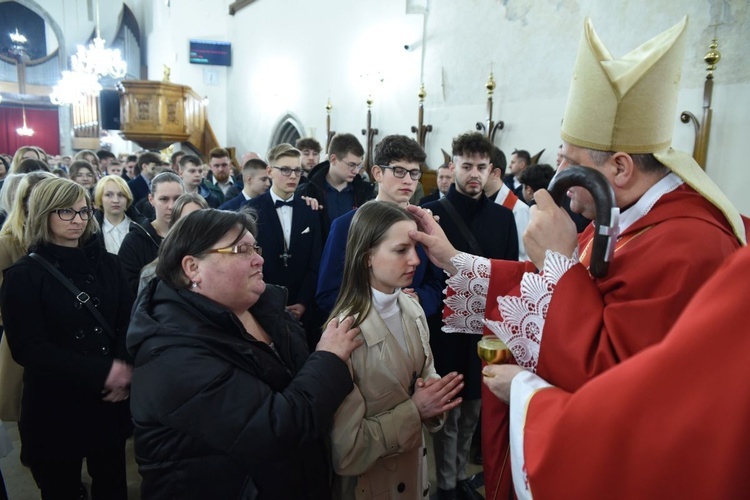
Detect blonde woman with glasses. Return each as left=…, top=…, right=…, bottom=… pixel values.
left=1, top=178, right=133, bottom=499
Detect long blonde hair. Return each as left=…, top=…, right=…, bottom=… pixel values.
left=328, top=201, right=415, bottom=328
left=0, top=172, right=56, bottom=247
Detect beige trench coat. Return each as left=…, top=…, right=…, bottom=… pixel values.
left=331, top=293, right=444, bottom=499
left=0, top=235, right=27, bottom=421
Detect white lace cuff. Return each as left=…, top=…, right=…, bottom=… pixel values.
left=443, top=253, right=491, bottom=334
left=485, top=250, right=578, bottom=372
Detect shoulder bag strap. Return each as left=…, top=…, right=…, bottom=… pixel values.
left=438, top=197, right=483, bottom=256
left=29, top=253, right=116, bottom=340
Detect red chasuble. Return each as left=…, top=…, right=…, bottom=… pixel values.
left=479, top=184, right=741, bottom=499
left=520, top=244, right=750, bottom=498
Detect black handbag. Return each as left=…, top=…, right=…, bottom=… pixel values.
left=29, top=253, right=116, bottom=340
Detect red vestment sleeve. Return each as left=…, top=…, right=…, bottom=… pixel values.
left=537, top=214, right=740, bottom=392
left=521, top=246, right=750, bottom=499
left=480, top=258, right=534, bottom=499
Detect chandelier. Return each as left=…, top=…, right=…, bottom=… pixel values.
left=71, top=36, right=127, bottom=80
left=10, top=28, right=27, bottom=44
left=49, top=70, right=103, bottom=105
left=16, top=105, right=34, bottom=137
left=49, top=0, right=126, bottom=105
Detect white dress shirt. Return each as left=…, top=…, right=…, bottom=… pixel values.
left=269, top=191, right=293, bottom=248
left=102, top=214, right=132, bottom=254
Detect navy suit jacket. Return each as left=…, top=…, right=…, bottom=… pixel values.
left=246, top=193, right=322, bottom=307
left=219, top=193, right=248, bottom=211
left=316, top=207, right=443, bottom=318
left=127, top=175, right=150, bottom=204
left=419, top=190, right=441, bottom=205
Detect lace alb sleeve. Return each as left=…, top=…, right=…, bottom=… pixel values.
left=485, top=249, right=578, bottom=372
left=443, top=253, right=491, bottom=334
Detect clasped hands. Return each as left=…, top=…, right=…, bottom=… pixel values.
left=102, top=359, right=132, bottom=403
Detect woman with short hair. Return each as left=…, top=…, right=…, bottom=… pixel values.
left=128, top=209, right=363, bottom=499
left=1, top=178, right=133, bottom=499
left=93, top=175, right=147, bottom=255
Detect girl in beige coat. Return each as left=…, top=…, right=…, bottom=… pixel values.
left=329, top=201, right=464, bottom=499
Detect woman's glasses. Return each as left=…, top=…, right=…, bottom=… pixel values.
left=55, top=208, right=93, bottom=221
left=204, top=243, right=262, bottom=256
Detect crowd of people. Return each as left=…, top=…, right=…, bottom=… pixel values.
left=0, top=14, right=747, bottom=500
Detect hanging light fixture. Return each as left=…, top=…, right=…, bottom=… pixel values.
left=50, top=0, right=126, bottom=105
left=16, top=105, right=34, bottom=137
left=9, top=28, right=27, bottom=44
left=50, top=70, right=103, bottom=105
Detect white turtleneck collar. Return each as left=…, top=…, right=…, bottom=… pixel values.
left=371, top=287, right=409, bottom=354
left=371, top=287, right=401, bottom=319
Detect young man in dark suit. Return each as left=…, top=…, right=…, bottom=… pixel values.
left=246, top=144, right=322, bottom=344
left=219, top=158, right=270, bottom=211
left=127, top=152, right=161, bottom=204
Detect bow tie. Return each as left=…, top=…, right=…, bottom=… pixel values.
left=275, top=199, right=294, bottom=208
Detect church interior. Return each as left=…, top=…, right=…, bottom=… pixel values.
left=0, top=0, right=749, bottom=498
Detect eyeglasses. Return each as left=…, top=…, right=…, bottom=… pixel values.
left=272, top=166, right=303, bottom=177
left=344, top=161, right=363, bottom=172
left=379, top=165, right=423, bottom=180
left=55, top=208, right=93, bottom=221
left=204, top=243, right=262, bottom=257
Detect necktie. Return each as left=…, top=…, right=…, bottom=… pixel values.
left=275, top=199, right=294, bottom=208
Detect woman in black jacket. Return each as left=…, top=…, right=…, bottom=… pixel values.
left=1, top=178, right=134, bottom=499
left=118, top=171, right=183, bottom=293
left=128, top=209, right=362, bottom=499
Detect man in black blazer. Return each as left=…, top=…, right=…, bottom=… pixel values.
left=503, top=149, right=531, bottom=202
left=127, top=152, right=161, bottom=204
left=419, top=163, right=454, bottom=205
left=245, top=144, right=322, bottom=341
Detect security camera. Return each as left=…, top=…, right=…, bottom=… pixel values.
left=404, top=44, right=411, bottom=51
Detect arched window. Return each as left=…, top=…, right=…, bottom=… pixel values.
left=269, top=114, right=303, bottom=148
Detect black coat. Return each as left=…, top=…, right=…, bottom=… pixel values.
left=128, top=281, right=353, bottom=499
left=419, top=189, right=441, bottom=205
left=94, top=205, right=149, bottom=252
left=118, top=221, right=162, bottom=294
left=245, top=192, right=322, bottom=308
left=0, top=238, right=133, bottom=458
left=295, top=161, right=375, bottom=238
left=423, top=186, right=519, bottom=399
left=127, top=175, right=150, bottom=204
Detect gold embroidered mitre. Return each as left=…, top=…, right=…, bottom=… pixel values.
left=561, top=17, right=746, bottom=244
left=561, top=17, right=686, bottom=153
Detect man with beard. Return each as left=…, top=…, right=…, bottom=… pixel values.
left=207, top=147, right=234, bottom=202
left=421, top=131, right=518, bottom=500
left=296, top=137, right=322, bottom=184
